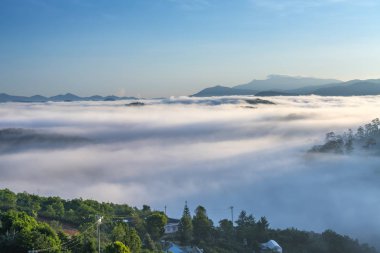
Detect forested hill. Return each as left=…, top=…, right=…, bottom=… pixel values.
left=310, top=118, right=380, bottom=154
left=0, top=189, right=377, bottom=253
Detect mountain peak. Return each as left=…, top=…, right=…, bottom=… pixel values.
left=191, top=85, right=256, bottom=97
left=234, top=75, right=342, bottom=91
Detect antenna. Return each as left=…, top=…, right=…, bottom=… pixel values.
left=229, top=206, right=234, bottom=225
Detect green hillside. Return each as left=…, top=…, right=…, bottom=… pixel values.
left=0, top=189, right=377, bottom=253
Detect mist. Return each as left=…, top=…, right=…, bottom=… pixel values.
left=1, top=96, right=380, bottom=247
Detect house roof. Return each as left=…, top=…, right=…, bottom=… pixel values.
left=261, top=240, right=282, bottom=251
left=166, top=243, right=203, bottom=253
left=167, top=217, right=180, bottom=223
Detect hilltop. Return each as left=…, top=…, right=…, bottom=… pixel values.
left=0, top=93, right=137, bottom=103
left=0, top=189, right=377, bottom=253
left=192, top=76, right=380, bottom=97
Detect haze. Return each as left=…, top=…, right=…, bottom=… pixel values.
left=1, top=96, right=380, bottom=248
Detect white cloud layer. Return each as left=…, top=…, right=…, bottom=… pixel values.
left=1, top=96, right=380, bottom=247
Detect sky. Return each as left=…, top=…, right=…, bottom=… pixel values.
left=1, top=96, right=380, bottom=248
left=1, top=0, right=380, bottom=97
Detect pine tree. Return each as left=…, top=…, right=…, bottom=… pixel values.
left=178, top=202, right=193, bottom=245
left=192, top=205, right=212, bottom=245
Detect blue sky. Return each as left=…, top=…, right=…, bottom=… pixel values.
left=1, top=0, right=380, bottom=97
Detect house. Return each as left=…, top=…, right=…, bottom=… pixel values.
left=165, top=222, right=179, bottom=234
left=122, top=218, right=134, bottom=224
left=165, top=242, right=203, bottom=253
left=165, top=218, right=180, bottom=234
left=260, top=240, right=282, bottom=253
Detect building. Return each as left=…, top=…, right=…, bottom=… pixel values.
left=165, top=242, right=203, bottom=253
left=260, top=240, right=282, bottom=253
left=164, top=218, right=180, bottom=234
left=164, top=222, right=180, bottom=234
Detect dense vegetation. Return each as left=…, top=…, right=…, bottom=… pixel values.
left=173, top=204, right=377, bottom=253
left=0, top=189, right=377, bottom=253
left=310, top=118, right=380, bottom=154
left=0, top=188, right=165, bottom=253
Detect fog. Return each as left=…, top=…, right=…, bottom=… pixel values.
left=1, top=96, right=380, bottom=247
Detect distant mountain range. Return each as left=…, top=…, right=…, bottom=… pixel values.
left=3, top=76, right=380, bottom=102
left=191, top=85, right=257, bottom=97
left=0, top=93, right=137, bottom=103
left=192, top=75, right=380, bottom=97
left=234, top=75, right=342, bottom=91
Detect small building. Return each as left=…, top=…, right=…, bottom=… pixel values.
left=165, top=218, right=180, bottom=234
left=260, top=240, right=282, bottom=253
left=165, top=242, right=203, bottom=253
left=165, top=222, right=180, bottom=234
left=122, top=218, right=134, bottom=224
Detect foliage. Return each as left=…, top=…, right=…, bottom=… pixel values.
left=0, top=188, right=16, bottom=210
left=0, top=210, right=61, bottom=253
left=105, top=241, right=131, bottom=253
left=0, top=188, right=377, bottom=253
left=0, top=189, right=162, bottom=253
left=145, top=212, right=167, bottom=241
left=192, top=206, right=213, bottom=245
left=111, top=222, right=142, bottom=253
left=310, top=118, right=380, bottom=154
left=143, top=233, right=156, bottom=251
left=178, top=202, right=193, bottom=245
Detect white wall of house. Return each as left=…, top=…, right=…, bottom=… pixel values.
left=165, top=223, right=179, bottom=234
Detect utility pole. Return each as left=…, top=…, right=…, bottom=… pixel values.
left=96, top=215, right=103, bottom=253
left=229, top=206, right=234, bottom=225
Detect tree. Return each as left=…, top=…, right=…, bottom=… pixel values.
left=146, top=212, right=167, bottom=241
left=178, top=202, right=193, bottom=245
left=217, top=219, right=236, bottom=250
left=0, top=210, right=61, bottom=253
left=112, top=223, right=128, bottom=242
left=142, top=205, right=151, bottom=213
left=235, top=211, right=256, bottom=249
left=52, top=201, right=65, bottom=218
left=256, top=216, right=269, bottom=242
left=325, top=132, right=336, bottom=142
left=257, top=216, right=269, bottom=231
left=143, top=233, right=156, bottom=251
left=105, top=241, right=131, bottom=253
left=71, top=235, right=97, bottom=253
left=344, top=129, right=354, bottom=153
left=236, top=211, right=255, bottom=227
left=111, top=222, right=142, bottom=253
left=322, top=229, right=345, bottom=253
left=127, top=228, right=142, bottom=253
left=192, top=206, right=213, bottom=245
left=218, top=219, right=234, bottom=239
left=16, top=192, right=41, bottom=217
left=372, top=118, right=380, bottom=134
left=356, top=126, right=365, bottom=139
left=0, top=189, right=17, bottom=210
left=131, top=214, right=147, bottom=237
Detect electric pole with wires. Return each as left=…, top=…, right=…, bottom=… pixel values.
left=96, top=215, right=103, bottom=253
left=229, top=206, right=234, bottom=225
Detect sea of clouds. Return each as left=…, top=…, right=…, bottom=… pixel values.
left=1, top=95, right=380, bottom=247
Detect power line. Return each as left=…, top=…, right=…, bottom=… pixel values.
left=29, top=220, right=98, bottom=253
left=61, top=222, right=98, bottom=251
